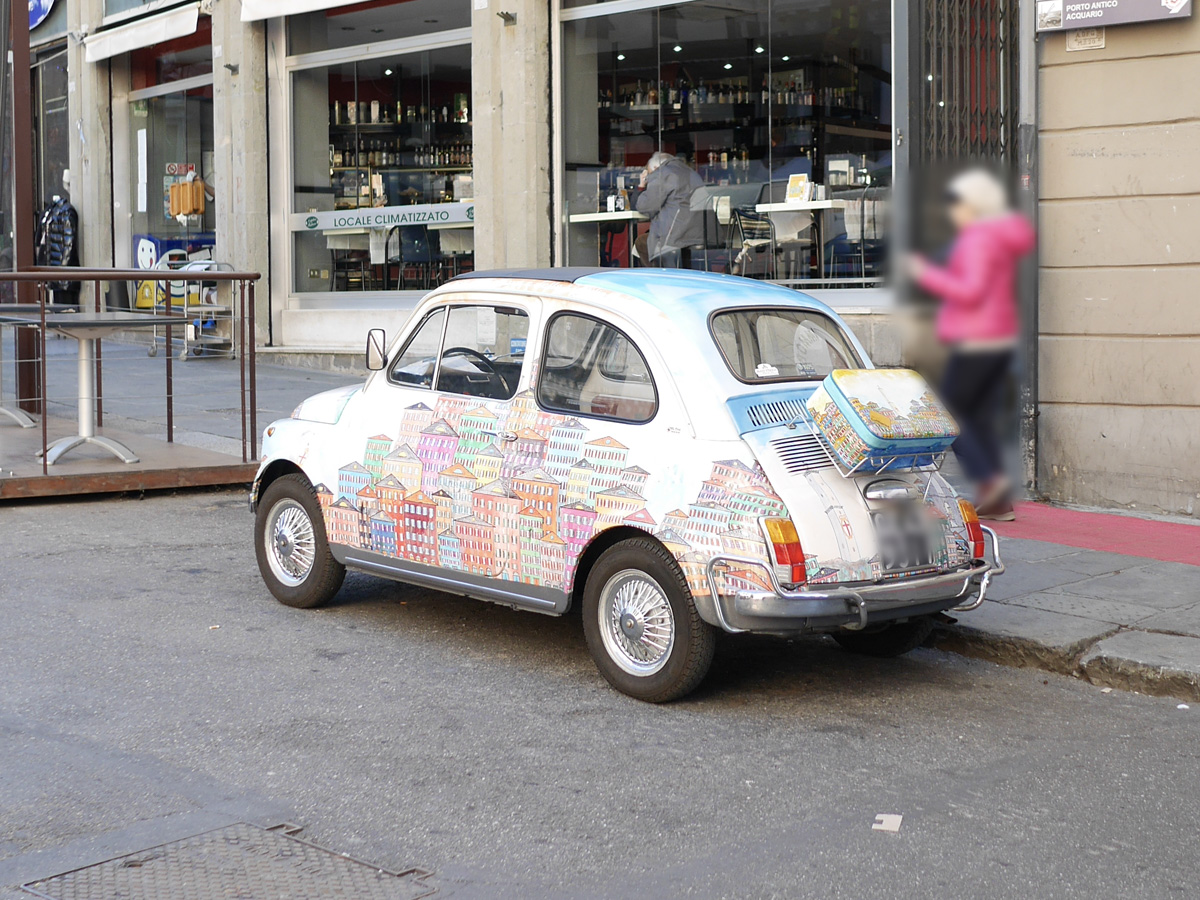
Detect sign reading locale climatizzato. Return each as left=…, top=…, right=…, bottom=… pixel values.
left=1036, top=0, right=1191, bottom=31
left=293, top=202, right=475, bottom=233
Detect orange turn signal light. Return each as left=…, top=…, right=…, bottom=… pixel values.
left=763, top=517, right=808, bottom=586
left=958, top=499, right=986, bottom=559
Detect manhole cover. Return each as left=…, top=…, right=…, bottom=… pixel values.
left=22, top=823, right=436, bottom=900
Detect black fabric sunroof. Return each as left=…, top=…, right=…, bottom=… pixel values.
left=450, top=268, right=610, bottom=284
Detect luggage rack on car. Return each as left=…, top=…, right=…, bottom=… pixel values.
left=789, top=405, right=948, bottom=478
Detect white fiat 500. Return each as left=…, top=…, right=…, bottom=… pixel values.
left=251, top=269, right=1003, bottom=702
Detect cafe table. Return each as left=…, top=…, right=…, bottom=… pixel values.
left=0, top=309, right=185, bottom=464
left=567, top=209, right=649, bottom=267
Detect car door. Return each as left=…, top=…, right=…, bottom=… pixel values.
left=362, top=296, right=538, bottom=580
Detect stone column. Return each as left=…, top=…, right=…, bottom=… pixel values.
left=210, top=0, right=271, bottom=343
left=68, top=0, right=113, bottom=271
left=471, top=0, right=553, bottom=269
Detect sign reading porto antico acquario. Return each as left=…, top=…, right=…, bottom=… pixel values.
left=1036, top=0, right=1191, bottom=31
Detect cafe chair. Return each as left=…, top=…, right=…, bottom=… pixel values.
left=730, top=209, right=777, bottom=280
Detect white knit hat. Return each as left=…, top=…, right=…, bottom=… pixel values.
left=947, top=169, right=1009, bottom=219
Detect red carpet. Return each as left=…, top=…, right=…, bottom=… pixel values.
left=990, top=502, right=1200, bottom=567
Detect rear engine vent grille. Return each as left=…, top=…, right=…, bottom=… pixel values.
left=771, top=433, right=833, bottom=473
left=746, top=398, right=808, bottom=428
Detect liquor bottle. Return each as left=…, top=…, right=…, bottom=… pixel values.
left=698, top=81, right=708, bottom=104
left=648, top=81, right=658, bottom=104
left=761, top=77, right=770, bottom=105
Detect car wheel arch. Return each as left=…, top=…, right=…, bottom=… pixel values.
left=255, top=459, right=307, bottom=508
left=568, top=526, right=691, bottom=615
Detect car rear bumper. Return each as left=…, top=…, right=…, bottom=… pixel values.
left=705, top=526, right=1004, bottom=634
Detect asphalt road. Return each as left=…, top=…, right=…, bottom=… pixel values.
left=2, top=490, right=1197, bottom=899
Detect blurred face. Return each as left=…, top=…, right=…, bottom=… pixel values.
left=947, top=195, right=976, bottom=231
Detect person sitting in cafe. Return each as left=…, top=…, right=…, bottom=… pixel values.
left=633, top=152, right=705, bottom=268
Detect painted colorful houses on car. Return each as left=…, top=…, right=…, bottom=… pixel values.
left=318, top=391, right=785, bottom=596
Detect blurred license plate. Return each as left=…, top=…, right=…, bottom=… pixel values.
left=872, top=506, right=935, bottom=572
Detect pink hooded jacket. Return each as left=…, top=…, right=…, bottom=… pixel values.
left=917, top=213, right=1036, bottom=344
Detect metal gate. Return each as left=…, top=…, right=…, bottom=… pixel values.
left=908, top=0, right=1022, bottom=247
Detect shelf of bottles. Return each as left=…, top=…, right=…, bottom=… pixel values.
left=594, top=60, right=882, bottom=190
left=327, top=98, right=473, bottom=211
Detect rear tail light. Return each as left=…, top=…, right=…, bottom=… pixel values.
left=763, top=517, right=808, bottom=586
left=958, top=499, right=985, bottom=559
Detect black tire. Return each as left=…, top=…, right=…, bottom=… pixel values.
left=831, top=615, right=935, bottom=658
left=582, top=537, right=716, bottom=703
left=255, top=473, right=345, bottom=609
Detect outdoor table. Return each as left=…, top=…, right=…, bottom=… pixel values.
left=567, top=209, right=649, bottom=267
left=755, top=199, right=849, bottom=284
left=0, top=310, right=185, bottom=464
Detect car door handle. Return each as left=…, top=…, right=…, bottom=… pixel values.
left=498, top=430, right=518, bottom=442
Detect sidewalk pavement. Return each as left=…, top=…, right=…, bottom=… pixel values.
left=935, top=503, right=1200, bottom=702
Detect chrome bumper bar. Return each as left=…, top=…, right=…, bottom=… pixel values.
left=704, top=526, right=1005, bottom=633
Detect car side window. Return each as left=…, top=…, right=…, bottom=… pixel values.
left=388, top=308, right=446, bottom=388
left=434, top=305, right=529, bottom=401
left=537, top=313, right=657, bottom=423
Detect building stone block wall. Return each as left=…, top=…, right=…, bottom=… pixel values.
left=471, top=0, right=553, bottom=269
left=1037, top=17, right=1200, bottom=517
left=211, top=2, right=271, bottom=343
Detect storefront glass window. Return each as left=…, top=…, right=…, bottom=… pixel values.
left=290, top=43, right=474, bottom=294
left=127, top=31, right=215, bottom=274
left=33, top=50, right=70, bottom=209
left=562, top=0, right=891, bottom=286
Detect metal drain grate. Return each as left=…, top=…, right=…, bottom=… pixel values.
left=22, top=823, right=436, bottom=900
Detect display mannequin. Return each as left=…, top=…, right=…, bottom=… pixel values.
left=35, top=169, right=80, bottom=307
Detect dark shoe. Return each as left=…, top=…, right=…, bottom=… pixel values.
left=974, top=475, right=1011, bottom=511
left=977, top=495, right=1015, bottom=521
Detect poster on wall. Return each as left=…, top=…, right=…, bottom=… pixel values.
left=1036, top=0, right=1192, bottom=31
left=30, top=0, right=57, bottom=29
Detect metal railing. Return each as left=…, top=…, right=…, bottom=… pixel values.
left=0, top=267, right=260, bottom=476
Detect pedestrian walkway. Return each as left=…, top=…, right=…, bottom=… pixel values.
left=996, top=501, right=1200, bottom=566
left=938, top=501, right=1200, bottom=701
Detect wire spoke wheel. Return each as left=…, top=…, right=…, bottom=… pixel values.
left=265, top=498, right=317, bottom=587
left=598, top=569, right=676, bottom=677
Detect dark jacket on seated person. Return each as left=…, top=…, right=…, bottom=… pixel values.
left=635, top=158, right=705, bottom=261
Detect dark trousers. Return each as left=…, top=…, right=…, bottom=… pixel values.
left=633, top=233, right=691, bottom=269
left=939, top=349, right=1013, bottom=484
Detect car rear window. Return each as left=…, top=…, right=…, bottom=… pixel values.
left=710, top=308, right=862, bottom=383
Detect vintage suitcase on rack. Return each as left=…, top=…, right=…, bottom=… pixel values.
left=805, top=368, right=958, bottom=472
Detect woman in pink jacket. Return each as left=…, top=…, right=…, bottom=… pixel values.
left=910, top=170, right=1035, bottom=520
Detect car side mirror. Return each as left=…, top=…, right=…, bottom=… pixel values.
left=366, top=328, right=387, bottom=371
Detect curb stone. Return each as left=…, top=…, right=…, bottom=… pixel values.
left=1079, top=631, right=1200, bottom=702
left=931, top=601, right=1118, bottom=676
left=931, top=603, right=1200, bottom=702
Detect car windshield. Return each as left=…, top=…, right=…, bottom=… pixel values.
left=710, top=308, right=862, bottom=383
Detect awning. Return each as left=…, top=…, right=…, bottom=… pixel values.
left=84, top=3, right=200, bottom=63
left=240, top=0, right=367, bottom=22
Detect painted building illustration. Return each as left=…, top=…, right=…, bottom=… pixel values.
left=415, top=420, right=459, bottom=492
left=363, top=435, right=391, bottom=481
left=545, top=418, right=589, bottom=479
left=398, top=402, right=435, bottom=449
left=380, top=443, right=423, bottom=490
left=337, top=462, right=371, bottom=502
left=316, top=378, right=971, bottom=597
